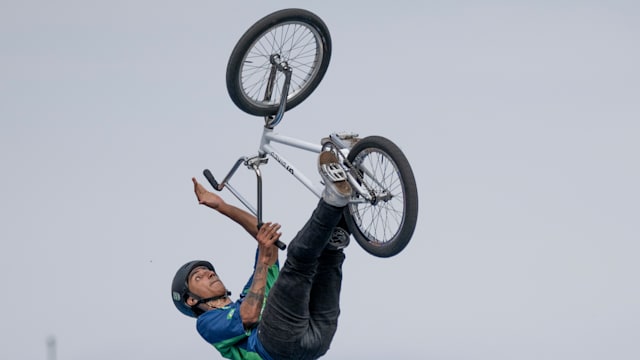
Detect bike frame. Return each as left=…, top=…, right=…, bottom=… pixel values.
left=207, top=127, right=368, bottom=219
left=219, top=128, right=324, bottom=217
left=205, top=9, right=417, bottom=257
left=204, top=54, right=376, bottom=249
left=210, top=52, right=349, bottom=220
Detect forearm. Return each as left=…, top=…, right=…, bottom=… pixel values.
left=216, top=202, right=259, bottom=239
left=239, top=261, right=270, bottom=328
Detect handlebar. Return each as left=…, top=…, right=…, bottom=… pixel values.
left=203, top=169, right=220, bottom=190
left=203, top=169, right=286, bottom=251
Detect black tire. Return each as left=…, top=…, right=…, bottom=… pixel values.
left=344, top=136, right=418, bottom=257
left=226, top=9, right=332, bottom=117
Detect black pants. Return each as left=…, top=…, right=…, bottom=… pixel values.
left=258, top=200, right=346, bottom=360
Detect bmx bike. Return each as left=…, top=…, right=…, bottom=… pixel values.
left=205, top=8, right=418, bottom=258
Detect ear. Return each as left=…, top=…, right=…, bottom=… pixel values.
left=185, top=296, right=198, bottom=306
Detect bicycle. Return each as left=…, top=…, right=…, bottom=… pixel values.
left=204, top=8, right=418, bottom=258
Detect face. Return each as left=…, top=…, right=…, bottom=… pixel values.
left=186, top=266, right=227, bottom=301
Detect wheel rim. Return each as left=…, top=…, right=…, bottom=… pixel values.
left=348, top=149, right=406, bottom=245
left=239, top=21, right=324, bottom=109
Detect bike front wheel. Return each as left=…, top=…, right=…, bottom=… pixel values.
left=226, top=8, right=332, bottom=117
left=344, top=136, right=418, bottom=257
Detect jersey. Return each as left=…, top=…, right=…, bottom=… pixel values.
left=196, top=252, right=279, bottom=360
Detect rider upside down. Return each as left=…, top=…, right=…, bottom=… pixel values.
left=172, top=151, right=353, bottom=360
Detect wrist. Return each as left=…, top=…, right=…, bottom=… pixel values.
left=257, top=258, right=271, bottom=267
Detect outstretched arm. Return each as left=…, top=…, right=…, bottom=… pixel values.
left=192, top=177, right=280, bottom=327
left=192, top=177, right=259, bottom=239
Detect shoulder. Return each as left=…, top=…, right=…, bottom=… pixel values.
left=196, top=302, right=247, bottom=345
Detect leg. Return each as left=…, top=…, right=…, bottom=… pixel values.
left=306, top=248, right=346, bottom=358
left=258, top=151, right=352, bottom=359
left=258, top=200, right=344, bottom=359
left=303, top=215, right=351, bottom=357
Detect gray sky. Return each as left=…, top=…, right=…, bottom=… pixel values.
left=1, top=1, right=639, bottom=359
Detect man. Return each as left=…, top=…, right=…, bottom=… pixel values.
left=172, top=150, right=352, bottom=360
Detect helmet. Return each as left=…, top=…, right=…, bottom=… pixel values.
left=171, top=260, right=214, bottom=318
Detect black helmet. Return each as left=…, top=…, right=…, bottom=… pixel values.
left=171, top=260, right=215, bottom=318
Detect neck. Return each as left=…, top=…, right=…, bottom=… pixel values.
left=206, top=296, right=231, bottom=310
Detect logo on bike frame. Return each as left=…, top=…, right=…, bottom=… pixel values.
left=270, top=152, right=294, bottom=175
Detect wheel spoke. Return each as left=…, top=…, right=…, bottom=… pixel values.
left=239, top=21, right=322, bottom=106
left=350, top=149, right=405, bottom=244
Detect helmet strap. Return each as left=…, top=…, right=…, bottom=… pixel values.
left=192, top=290, right=232, bottom=309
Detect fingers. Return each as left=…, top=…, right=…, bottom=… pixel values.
left=260, top=222, right=281, bottom=236
left=192, top=178, right=210, bottom=207
left=193, top=178, right=201, bottom=193
left=258, top=222, right=282, bottom=245
left=193, top=177, right=202, bottom=190
left=193, top=178, right=206, bottom=196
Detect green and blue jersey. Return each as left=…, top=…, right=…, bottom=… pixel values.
left=196, top=255, right=279, bottom=360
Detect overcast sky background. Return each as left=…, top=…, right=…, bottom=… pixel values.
left=1, top=1, right=639, bottom=359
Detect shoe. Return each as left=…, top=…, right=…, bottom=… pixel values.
left=318, top=151, right=352, bottom=207
left=321, top=133, right=361, bottom=150
left=326, top=227, right=350, bottom=251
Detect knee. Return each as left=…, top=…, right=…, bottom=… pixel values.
left=315, top=330, right=337, bottom=358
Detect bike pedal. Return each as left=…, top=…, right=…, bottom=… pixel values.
left=321, top=132, right=361, bottom=150
left=336, top=132, right=359, bottom=140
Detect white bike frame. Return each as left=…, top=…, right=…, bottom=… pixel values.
left=206, top=55, right=376, bottom=243
left=205, top=128, right=371, bottom=224
left=236, top=127, right=325, bottom=218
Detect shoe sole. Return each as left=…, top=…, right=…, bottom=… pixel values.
left=319, top=152, right=352, bottom=197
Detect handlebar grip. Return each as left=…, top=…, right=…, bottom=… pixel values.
left=203, top=169, right=220, bottom=190
left=258, top=222, right=287, bottom=251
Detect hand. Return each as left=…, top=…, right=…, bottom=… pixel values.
left=192, top=177, right=224, bottom=209
left=256, top=222, right=281, bottom=265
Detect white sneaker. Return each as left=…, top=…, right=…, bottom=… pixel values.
left=318, top=151, right=352, bottom=207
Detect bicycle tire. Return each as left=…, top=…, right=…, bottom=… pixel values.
left=344, top=136, right=418, bottom=257
left=226, top=9, right=332, bottom=117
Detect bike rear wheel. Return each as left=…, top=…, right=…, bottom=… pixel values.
left=344, top=136, right=418, bottom=257
left=226, top=8, right=332, bottom=117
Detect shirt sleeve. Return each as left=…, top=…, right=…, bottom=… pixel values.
left=196, top=303, right=248, bottom=345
